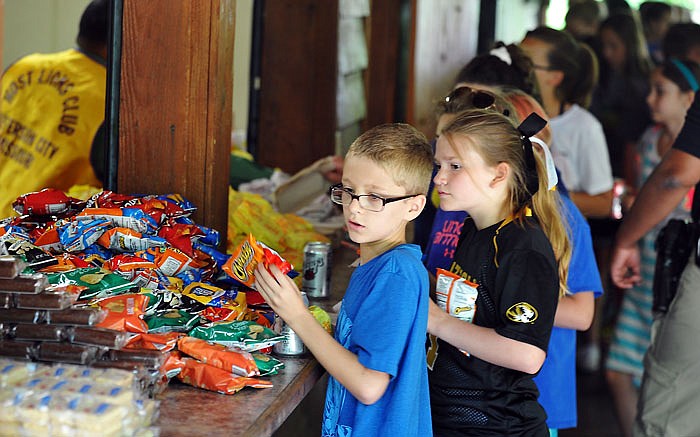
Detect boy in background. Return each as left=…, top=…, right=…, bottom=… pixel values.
left=255, top=123, right=433, bottom=436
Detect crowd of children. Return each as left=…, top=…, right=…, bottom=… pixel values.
left=255, top=2, right=700, bottom=436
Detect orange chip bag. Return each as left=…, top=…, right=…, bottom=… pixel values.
left=222, top=234, right=293, bottom=288
left=177, top=357, right=272, bottom=395
left=163, top=350, right=186, bottom=379
left=125, top=332, right=184, bottom=351
left=94, top=293, right=149, bottom=333
left=177, top=336, right=259, bottom=377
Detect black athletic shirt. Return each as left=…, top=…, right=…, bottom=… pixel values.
left=428, top=217, right=559, bottom=437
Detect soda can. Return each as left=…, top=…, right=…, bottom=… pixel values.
left=302, top=242, right=332, bottom=298
left=273, top=292, right=309, bottom=356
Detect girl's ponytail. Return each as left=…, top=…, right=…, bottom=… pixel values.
left=571, top=42, right=598, bottom=108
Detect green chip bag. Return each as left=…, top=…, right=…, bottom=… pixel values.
left=251, top=352, right=285, bottom=376
left=146, top=309, right=201, bottom=333
left=188, top=320, right=283, bottom=352
left=47, top=267, right=135, bottom=301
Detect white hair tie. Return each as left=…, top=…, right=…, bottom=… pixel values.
left=490, top=46, right=512, bottom=66
left=530, top=137, right=558, bottom=190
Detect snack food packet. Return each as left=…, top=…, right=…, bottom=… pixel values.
left=58, top=218, right=111, bottom=253
left=39, top=253, right=91, bottom=273
left=156, top=223, right=203, bottom=256
left=0, top=234, right=58, bottom=270
left=434, top=268, right=478, bottom=323
left=182, top=282, right=246, bottom=320
left=188, top=320, right=283, bottom=352
left=177, top=336, right=259, bottom=377
left=176, top=357, right=272, bottom=395
left=94, top=293, right=150, bottom=333
left=241, top=308, right=274, bottom=328
left=435, top=268, right=479, bottom=357
left=221, top=234, right=294, bottom=289
left=76, top=207, right=159, bottom=234
left=46, top=268, right=135, bottom=301
left=97, top=228, right=167, bottom=253
left=162, top=350, right=186, bottom=379
left=309, top=305, right=333, bottom=334
left=251, top=352, right=285, bottom=376
left=155, top=194, right=196, bottom=217
left=105, top=254, right=158, bottom=275
left=145, top=309, right=200, bottom=333
left=138, top=246, right=199, bottom=277
left=124, top=332, right=184, bottom=352
left=12, top=188, right=81, bottom=216
left=32, top=225, right=63, bottom=253
left=85, top=190, right=137, bottom=209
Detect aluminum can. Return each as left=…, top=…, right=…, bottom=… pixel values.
left=273, top=292, right=309, bottom=356
left=302, top=242, right=332, bottom=298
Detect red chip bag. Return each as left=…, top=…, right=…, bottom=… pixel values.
left=13, top=188, right=80, bottom=216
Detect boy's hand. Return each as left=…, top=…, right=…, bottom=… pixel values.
left=254, top=263, right=308, bottom=322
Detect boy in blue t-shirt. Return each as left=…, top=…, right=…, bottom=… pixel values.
left=255, top=123, right=434, bottom=436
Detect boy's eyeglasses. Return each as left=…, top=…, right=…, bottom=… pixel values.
left=443, top=86, right=497, bottom=111
left=330, top=185, right=417, bottom=212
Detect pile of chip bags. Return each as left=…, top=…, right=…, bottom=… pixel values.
left=0, top=187, right=332, bottom=399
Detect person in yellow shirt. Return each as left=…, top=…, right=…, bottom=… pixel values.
left=0, top=0, right=108, bottom=218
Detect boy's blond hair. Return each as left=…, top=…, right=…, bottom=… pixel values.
left=346, top=123, right=433, bottom=195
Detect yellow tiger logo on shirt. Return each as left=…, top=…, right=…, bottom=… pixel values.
left=505, top=302, right=538, bottom=324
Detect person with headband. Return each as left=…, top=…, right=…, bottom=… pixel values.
left=605, top=57, right=699, bottom=437
left=428, top=108, right=567, bottom=436
left=413, top=41, right=540, bottom=254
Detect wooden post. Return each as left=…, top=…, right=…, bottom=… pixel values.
left=117, top=0, right=234, bottom=242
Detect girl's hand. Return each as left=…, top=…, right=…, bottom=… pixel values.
left=427, top=299, right=448, bottom=337
left=254, top=263, right=307, bottom=322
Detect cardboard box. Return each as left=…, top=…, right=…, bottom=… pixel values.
left=273, top=156, right=345, bottom=235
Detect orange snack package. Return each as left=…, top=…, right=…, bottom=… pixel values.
left=125, top=332, right=184, bottom=351
left=222, top=234, right=292, bottom=288
left=177, top=357, right=272, bottom=395
left=94, top=293, right=149, bottom=333
left=177, top=336, right=259, bottom=377
left=162, top=350, right=187, bottom=379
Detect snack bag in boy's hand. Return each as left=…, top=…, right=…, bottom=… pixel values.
left=221, top=233, right=294, bottom=289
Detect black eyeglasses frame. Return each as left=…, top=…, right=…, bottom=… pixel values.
left=329, top=184, right=417, bottom=212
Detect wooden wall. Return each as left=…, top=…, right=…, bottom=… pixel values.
left=117, top=0, right=234, bottom=239
left=409, top=0, right=480, bottom=139
left=255, top=0, right=338, bottom=175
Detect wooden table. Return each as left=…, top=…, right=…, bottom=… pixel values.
left=158, top=356, right=324, bottom=436
left=157, top=243, right=357, bottom=436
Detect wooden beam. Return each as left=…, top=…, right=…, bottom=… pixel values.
left=117, top=0, right=234, bottom=242
left=364, top=0, right=402, bottom=129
